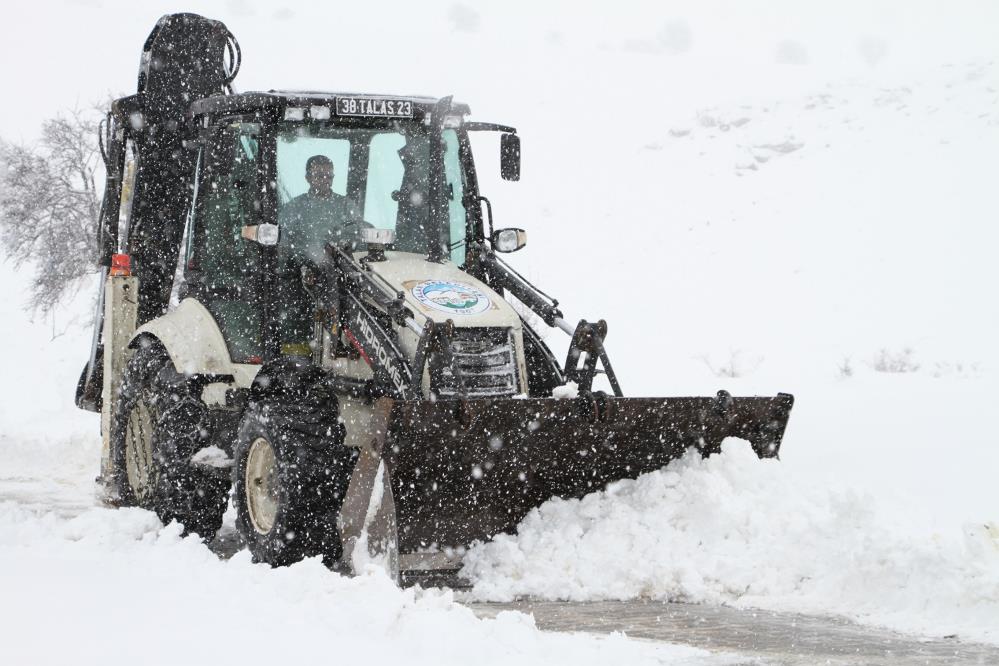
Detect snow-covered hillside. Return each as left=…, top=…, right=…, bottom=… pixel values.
left=1, top=0, right=998, bottom=662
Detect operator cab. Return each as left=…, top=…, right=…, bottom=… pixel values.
left=272, top=96, right=471, bottom=267
left=181, top=92, right=517, bottom=361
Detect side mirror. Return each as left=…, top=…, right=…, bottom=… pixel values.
left=500, top=133, right=520, bottom=181
left=491, top=227, right=527, bottom=253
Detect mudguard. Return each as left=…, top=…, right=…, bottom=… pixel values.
left=131, top=298, right=258, bottom=388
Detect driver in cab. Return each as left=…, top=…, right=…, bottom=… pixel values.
left=279, top=154, right=367, bottom=264
left=277, top=154, right=367, bottom=353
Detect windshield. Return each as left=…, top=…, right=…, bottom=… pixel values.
left=276, top=122, right=468, bottom=266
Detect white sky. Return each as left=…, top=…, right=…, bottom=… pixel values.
left=1, top=0, right=997, bottom=141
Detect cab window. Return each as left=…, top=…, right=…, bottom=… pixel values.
left=443, top=129, right=467, bottom=266
left=187, top=126, right=262, bottom=362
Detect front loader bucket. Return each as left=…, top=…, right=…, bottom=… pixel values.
left=380, top=392, right=793, bottom=553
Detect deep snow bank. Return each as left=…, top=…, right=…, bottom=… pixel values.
left=464, top=439, right=999, bottom=644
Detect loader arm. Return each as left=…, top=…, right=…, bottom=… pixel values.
left=340, top=289, right=415, bottom=400
left=323, top=244, right=477, bottom=402
left=478, top=249, right=623, bottom=395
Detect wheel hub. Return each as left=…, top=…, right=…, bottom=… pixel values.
left=125, top=399, right=155, bottom=502
left=245, top=437, right=279, bottom=534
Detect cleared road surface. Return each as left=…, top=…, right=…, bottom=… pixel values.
left=471, top=599, right=999, bottom=665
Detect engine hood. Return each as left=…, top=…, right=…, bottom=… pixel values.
left=359, top=251, right=522, bottom=329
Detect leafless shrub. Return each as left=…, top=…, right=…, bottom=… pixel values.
left=932, top=360, right=982, bottom=378
left=837, top=356, right=854, bottom=378
left=0, top=107, right=103, bottom=317
left=870, top=347, right=920, bottom=373
left=699, top=350, right=760, bottom=379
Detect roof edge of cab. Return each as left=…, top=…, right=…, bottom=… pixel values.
left=189, top=92, right=470, bottom=119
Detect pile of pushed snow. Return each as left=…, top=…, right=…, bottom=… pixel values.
left=463, top=440, right=999, bottom=644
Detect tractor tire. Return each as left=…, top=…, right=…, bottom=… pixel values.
left=110, top=343, right=230, bottom=540
left=232, top=396, right=354, bottom=568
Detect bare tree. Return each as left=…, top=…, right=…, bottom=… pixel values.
left=0, top=107, right=103, bottom=317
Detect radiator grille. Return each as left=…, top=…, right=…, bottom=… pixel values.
left=433, top=328, right=519, bottom=399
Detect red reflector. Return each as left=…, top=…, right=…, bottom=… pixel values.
left=110, top=253, right=132, bottom=276
left=246, top=355, right=263, bottom=364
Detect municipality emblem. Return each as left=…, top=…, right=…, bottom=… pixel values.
left=411, top=280, right=491, bottom=315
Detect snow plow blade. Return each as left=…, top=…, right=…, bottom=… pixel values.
left=381, top=392, right=793, bottom=552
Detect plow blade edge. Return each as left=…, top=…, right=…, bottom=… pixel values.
left=380, top=392, right=793, bottom=552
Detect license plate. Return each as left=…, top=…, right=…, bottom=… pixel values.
left=336, top=96, right=414, bottom=118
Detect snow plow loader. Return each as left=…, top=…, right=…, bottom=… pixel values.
left=76, top=14, right=793, bottom=581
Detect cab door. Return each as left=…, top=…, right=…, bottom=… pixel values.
left=184, top=124, right=264, bottom=363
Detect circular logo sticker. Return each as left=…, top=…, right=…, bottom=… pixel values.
left=411, top=280, right=491, bottom=316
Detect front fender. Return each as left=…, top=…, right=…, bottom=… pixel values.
left=131, top=298, right=259, bottom=388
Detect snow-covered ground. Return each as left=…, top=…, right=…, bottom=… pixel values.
left=2, top=0, right=998, bottom=662
left=1, top=435, right=727, bottom=666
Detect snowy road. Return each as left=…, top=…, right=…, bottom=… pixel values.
left=471, top=600, right=999, bottom=666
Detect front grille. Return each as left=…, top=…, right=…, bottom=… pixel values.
left=433, top=328, right=519, bottom=399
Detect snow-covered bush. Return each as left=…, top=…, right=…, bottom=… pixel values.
left=870, top=347, right=920, bottom=373
left=699, top=350, right=760, bottom=378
